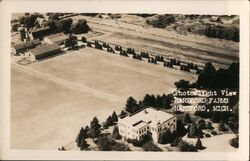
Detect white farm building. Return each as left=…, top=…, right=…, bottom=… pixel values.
left=118, top=107, right=176, bottom=143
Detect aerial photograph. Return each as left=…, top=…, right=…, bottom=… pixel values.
left=11, top=13, right=239, bottom=152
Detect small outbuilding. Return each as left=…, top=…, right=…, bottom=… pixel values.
left=26, top=44, right=61, bottom=61
left=11, top=39, right=41, bottom=55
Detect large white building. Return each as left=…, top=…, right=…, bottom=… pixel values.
left=118, top=107, right=176, bottom=143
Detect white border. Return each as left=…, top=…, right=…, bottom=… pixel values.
left=0, top=0, right=249, bottom=160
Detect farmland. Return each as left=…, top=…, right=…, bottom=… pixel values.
left=72, top=14, right=239, bottom=69
left=11, top=47, right=195, bottom=149
left=11, top=13, right=239, bottom=150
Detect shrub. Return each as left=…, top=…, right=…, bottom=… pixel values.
left=127, top=138, right=143, bottom=147
left=127, top=133, right=152, bottom=147
left=81, top=36, right=87, bottom=42
left=58, top=146, right=66, bottom=151
left=211, top=131, right=217, bottom=135
left=97, top=135, right=130, bottom=151
left=230, top=135, right=239, bottom=148
left=142, top=141, right=162, bottom=151
left=177, top=140, right=197, bottom=152
left=170, top=137, right=182, bottom=147
left=219, top=121, right=228, bottom=132
left=205, top=133, right=211, bottom=137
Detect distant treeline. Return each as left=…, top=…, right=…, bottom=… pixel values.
left=204, top=25, right=239, bottom=42
left=146, top=14, right=176, bottom=28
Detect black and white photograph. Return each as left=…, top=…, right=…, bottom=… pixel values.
left=0, top=0, right=249, bottom=160
left=10, top=12, right=240, bottom=152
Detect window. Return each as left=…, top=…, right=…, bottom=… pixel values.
left=173, top=119, right=176, bottom=122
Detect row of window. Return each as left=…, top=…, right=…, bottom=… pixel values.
left=138, top=126, right=149, bottom=135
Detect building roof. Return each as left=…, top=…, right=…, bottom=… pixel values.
left=29, top=44, right=61, bottom=56
left=45, top=32, right=68, bottom=44
left=119, top=107, right=175, bottom=129
left=29, top=26, right=51, bottom=39
left=30, top=26, right=50, bottom=33
left=12, top=39, right=41, bottom=50
left=34, top=17, right=45, bottom=26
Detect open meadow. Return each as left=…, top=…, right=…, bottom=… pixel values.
left=11, top=47, right=195, bottom=149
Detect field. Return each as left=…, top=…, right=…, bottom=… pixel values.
left=11, top=47, right=195, bottom=149
left=72, top=15, right=239, bottom=69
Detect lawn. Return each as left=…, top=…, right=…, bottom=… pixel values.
left=11, top=47, right=195, bottom=149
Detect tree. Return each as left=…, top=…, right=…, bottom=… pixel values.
left=105, top=116, right=114, bottom=127
left=205, top=121, right=214, bottom=129
left=175, top=79, right=190, bottom=89
left=65, top=35, right=78, bottom=49
left=48, top=13, right=60, bottom=20
left=111, top=111, right=118, bottom=122
left=75, top=127, right=89, bottom=150
left=97, top=135, right=130, bottom=151
left=196, top=62, right=216, bottom=89
left=81, top=36, right=87, bottom=43
left=58, top=18, right=73, bottom=33
left=76, top=127, right=85, bottom=147
left=119, top=110, right=127, bottom=118
left=45, top=20, right=59, bottom=33
left=176, top=120, right=187, bottom=137
left=97, top=135, right=112, bottom=151
left=12, top=24, right=19, bottom=32
left=89, top=117, right=102, bottom=138
left=195, top=137, right=203, bottom=149
left=177, top=140, right=197, bottom=152
left=197, top=119, right=206, bottom=130
left=158, top=129, right=174, bottom=144
left=125, top=96, right=139, bottom=113
left=112, top=126, right=122, bottom=139
left=19, top=13, right=43, bottom=29
left=79, top=136, right=89, bottom=150
left=230, top=135, right=239, bottom=148
left=71, top=19, right=90, bottom=34
left=183, top=113, right=192, bottom=124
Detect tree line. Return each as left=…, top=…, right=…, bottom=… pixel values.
left=125, top=93, right=174, bottom=114
left=174, top=62, right=239, bottom=133
left=18, top=13, right=90, bottom=35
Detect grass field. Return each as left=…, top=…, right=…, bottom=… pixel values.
left=11, top=47, right=195, bottom=149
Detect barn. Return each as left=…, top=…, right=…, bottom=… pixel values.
left=44, top=32, right=68, bottom=45
left=11, top=39, right=41, bottom=55
left=26, top=44, right=61, bottom=61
